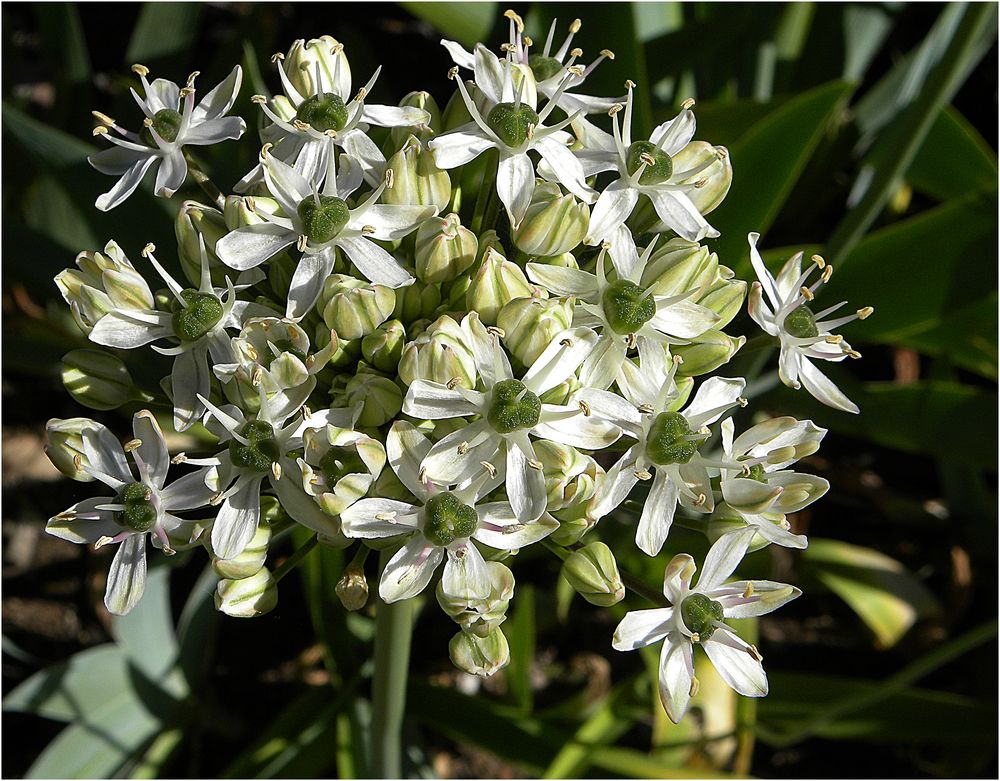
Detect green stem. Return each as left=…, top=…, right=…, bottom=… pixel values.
left=183, top=151, right=226, bottom=210
left=371, top=550, right=415, bottom=778
left=272, top=534, right=318, bottom=583
left=824, top=2, right=995, bottom=265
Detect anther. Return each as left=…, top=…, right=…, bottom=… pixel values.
left=131, top=64, right=149, bottom=77
left=251, top=94, right=267, bottom=104
left=270, top=52, right=285, bottom=63
left=260, top=142, right=273, bottom=159
left=569, top=19, right=582, bottom=33
left=92, top=126, right=109, bottom=137
left=600, top=49, right=615, bottom=60
left=846, top=348, right=862, bottom=359
left=446, top=377, right=462, bottom=390
left=821, top=265, right=834, bottom=283
left=825, top=334, right=843, bottom=344
left=560, top=337, right=574, bottom=347
left=92, top=110, right=116, bottom=126
left=681, top=98, right=696, bottom=110
left=123, top=438, right=142, bottom=452
left=503, top=9, right=525, bottom=31
left=141, top=242, right=156, bottom=257
left=186, top=71, right=200, bottom=86
left=179, top=86, right=194, bottom=98
left=747, top=644, right=763, bottom=662
left=673, top=354, right=684, bottom=365
left=293, top=119, right=310, bottom=131
left=480, top=460, right=497, bottom=478
left=625, top=79, right=636, bottom=89
left=738, top=397, right=748, bottom=408
left=634, top=469, right=652, bottom=480
left=171, top=453, right=187, bottom=464
left=296, top=235, right=308, bottom=252
left=693, top=493, right=707, bottom=507
left=638, top=403, right=654, bottom=414
left=95, top=535, right=115, bottom=549
left=741, top=463, right=752, bottom=477
left=689, top=676, right=700, bottom=697
left=486, top=326, right=505, bottom=339
left=639, top=152, right=656, bottom=167
left=578, top=400, right=591, bottom=417
left=73, top=455, right=82, bottom=469
left=523, top=36, right=533, bottom=47
left=799, top=286, right=814, bottom=302
left=693, top=177, right=709, bottom=188
left=500, top=43, right=517, bottom=53
left=54, top=510, right=77, bottom=521
left=608, top=103, right=623, bottom=116
left=361, top=225, right=376, bottom=236
left=376, top=511, right=398, bottom=521
left=528, top=459, right=544, bottom=471
left=447, top=66, right=459, bottom=80
left=857, top=306, right=874, bottom=319
left=457, top=442, right=470, bottom=455
left=570, top=47, right=583, bottom=57
left=209, top=492, right=224, bottom=506
left=385, top=169, right=394, bottom=188
left=743, top=582, right=755, bottom=599
left=690, top=632, right=700, bottom=643
left=567, top=65, right=584, bottom=77
left=244, top=196, right=256, bottom=212
left=142, top=117, right=153, bottom=128
left=810, top=253, right=826, bottom=269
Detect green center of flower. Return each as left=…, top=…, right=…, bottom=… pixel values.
left=680, top=593, right=724, bottom=641
left=318, top=446, right=367, bottom=488
left=297, top=196, right=350, bottom=245
left=423, top=491, right=478, bottom=546
left=114, top=481, right=157, bottom=533
left=645, top=411, right=698, bottom=465
left=295, top=94, right=349, bottom=133
left=140, top=108, right=184, bottom=145
left=486, top=102, right=540, bottom=148
left=783, top=304, right=819, bottom=339
left=528, top=54, right=564, bottom=82
left=487, top=379, right=541, bottom=434
left=744, top=463, right=768, bottom=482
left=626, top=140, right=673, bottom=185
left=172, top=289, right=224, bottom=342
left=229, top=420, right=280, bottom=472
left=602, top=280, right=656, bottom=335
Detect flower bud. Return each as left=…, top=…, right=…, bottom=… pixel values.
left=533, top=441, right=602, bottom=512
left=383, top=136, right=451, bottom=211
left=392, top=278, right=441, bottom=324
left=213, top=523, right=271, bottom=580
left=175, top=201, right=228, bottom=287
left=44, top=417, right=102, bottom=482
left=345, top=374, right=403, bottom=428
left=61, top=349, right=133, bottom=411
left=449, top=627, right=510, bottom=677
left=466, top=249, right=538, bottom=325
left=674, top=331, right=745, bottom=376
left=538, top=374, right=582, bottom=406
left=706, top=503, right=773, bottom=553
left=398, top=90, right=441, bottom=133
left=336, top=563, right=370, bottom=611
left=398, top=315, right=476, bottom=389
left=549, top=515, right=596, bottom=547
left=215, top=567, right=278, bottom=617
left=532, top=251, right=578, bottom=269
left=497, top=296, right=573, bottom=368
left=284, top=36, right=351, bottom=99
left=441, top=79, right=492, bottom=131
left=414, top=213, right=477, bottom=283
left=320, top=274, right=396, bottom=340
left=224, top=194, right=283, bottom=230
left=698, top=269, right=747, bottom=328
left=670, top=141, right=732, bottom=215
left=56, top=241, right=153, bottom=334
left=640, top=239, right=718, bottom=298
left=437, top=561, right=514, bottom=637
left=300, top=425, right=386, bottom=516
left=561, top=542, right=624, bottom=607
left=362, top=319, right=406, bottom=373
left=513, top=182, right=590, bottom=256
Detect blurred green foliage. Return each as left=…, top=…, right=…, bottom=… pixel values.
left=3, top=2, right=996, bottom=778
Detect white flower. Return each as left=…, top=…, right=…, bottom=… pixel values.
left=583, top=345, right=747, bottom=555
left=402, top=314, right=618, bottom=522
left=340, top=421, right=557, bottom=602
left=442, top=12, right=618, bottom=116
left=217, top=147, right=432, bottom=318
left=197, top=389, right=354, bottom=559
left=747, top=233, right=873, bottom=414
left=613, top=527, right=800, bottom=722
left=82, top=241, right=268, bottom=431
left=527, top=242, right=719, bottom=391
left=45, top=411, right=215, bottom=614
left=89, top=65, right=245, bottom=210
left=238, top=47, right=428, bottom=189
left=717, top=416, right=829, bottom=549
left=577, top=84, right=728, bottom=278
left=429, top=47, right=596, bottom=227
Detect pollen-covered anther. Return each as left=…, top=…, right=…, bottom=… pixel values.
left=376, top=511, right=398, bottom=522
left=741, top=463, right=752, bottom=477
left=810, top=253, right=826, bottom=269
left=523, top=36, right=533, bottom=47
left=95, top=535, right=116, bottom=549
left=250, top=94, right=267, bottom=105
left=738, top=396, right=749, bottom=408
left=578, top=400, right=591, bottom=417
left=560, top=337, right=574, bottom=348
left=457, top=441, right=470, bottom=456
left=570, top=47, right=583, bottom=58
left=569, top=18, right=582, bottom=33
left=385, top=169, right=394, bottom=188
left=638, top=403, right=654, bottom=414
left=526, top=123, right=536, bottom=139
left=639, top=152, right=656, bottom=167
left=142, top=117, right=154, bottom=128
left=689, top=676, right=700, bottom=697
left=171, top=453, right=187, bottom=464
left=693, top=493, right=707, bottom=507
left=355, top=87, right=368, bottom=102
left=92, top=110, right=116, bottom=127
left=608, top=103, right=623, bottom=116
left=123, top=438, right=142, bottom=452
left=73, top=454, right=83, bottom=469
left=672, top=354, right=684, bottom=365
left=260, top=142, right=273, bottom=159
left=54, top=510, right=77, bottom=521
left=325, top=129, right=337, bottom=138
left=567, top=65, right=584, bottom=77
left=693, top=177, right=709, bottom=189
left=162, top=543, right=176, bottom=556
left=141, top=242, right=156, bottom=257
left=500, top=43, right=517, bottom=53
left=486, top=326, right=506, bottom=339
left=846, top=348, right=862, bottom=359
left=747, top=644, right=763, bottom=662
left=743, top=582, right=755, bottom=598
left=186, top=71, right=200, bottom=86
left=503, top=9, right=524, bottom=31
left=209, top=492, right=224, bottom=506
left=601, top=49, right=615, bottom=60
left=480, top=460, right=497, bottom=478
left=681, top=97, right=696, bottom=110
left=689, top=631, right=700, bottom=643
left=634, top=468, right=652, bottom=480
left=244, top=196, right=256, bottom=212
left=131, top=63, right=150, bottom=76
left=296, top=235, right=308, bottom=252
left=799, top=285, right=814, bottom=302
left=624, top=79, right=636, bottom=89
left=625, top=333, right=638, bottom=350
left=821, top=265, right=834, bottom=283
left=332, top=43, right=345, bottom=55
left=179, top=86, right=194, bottom=98
left=361, top=225, right=376, bottom=236
left=293, top=119, right=310, bottom=131
left=270, top=52, right=284, bottom=63
left=857, top=306, right=874, bottom=319
left=825, top=334, right=843, bottom=344
left=446, top=377, right=462, bottom=390
left=528, top=459, right=544, bottom=471
left=447, top=66, right=459, bottom=80
left=715, top=145, right=728, bottom=159
left=92, top=126, right=110, bottom=137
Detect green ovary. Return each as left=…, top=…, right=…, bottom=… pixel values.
left=114, top=481, right=157, bottom=533
left=783, top=304, right=819, bottom=339
left=680, top=593, right=724, bottom=640
left=295, top=94, right=349, bottom=133
left=423, top=491, right=478, bottom=546
left=172, top=289, right=224, bottom=342
left=140, top=108, right=183, bottom=145
left=487, top=379, right=541, bottom=433
left=645, top=411, right=697, bottom=465
left=298, top=196, right=350, bottom=244
left=486, top=103, right=540, bottom=148
left=229, top=420, right=280, bottom=472
left=625, top=141, right=673, bottom=185
left=602, top=279, right=656, bottom=335
left=318, top=446, right=367, bottom=487
left=528, top=54, right=563, bottom=82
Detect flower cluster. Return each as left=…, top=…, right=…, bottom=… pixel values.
left=48, top=12, right=871, bottom=722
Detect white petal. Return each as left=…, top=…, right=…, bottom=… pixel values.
left=341, top=129, right=387, bottom=186
left=636, top=469, right=679, bottom=556
left=286, top=250, right=335, bottom=321
left=357, top=205, right=436, bottom=241
left=421, top=422, right=499, bottom=485
left=81, top=425, right=132, bottom=485
left=132, top=410, right=169, bottom=488
left=441, top=39, right=476, bottom=69
left=272, top=469, right=342, bottom=539
left=607, top=223, right=641, bottom=282
left=576, top=388, right=641, bottom=429
left=341, top=498, right=419, bottom=538
left=171, top=343, right=211, bottom=432
left=683, top=376, right=746, bottom=428
left=473, top=502, right=558, bottom=549
left=160, top=468, right=215, bottom=511
left=586, top=179, right=638, bottom=244
left=193, top=65, right=243, bottom=121
left=747, top=233, right=781, bottom=310
left=212, top=475, right=263, bottom=559
left=95, top=154, right=156, bottom=212
left=46, top=499, right=119, bottom=543
left=442, top=543, right=491, bottom=601
left=90, top=311, right=172, bottom=349
left=505, top=438, right=547, bottom=522
left=534, top=406, right=620, bottom=449
left=496, top=152, right=535, bottom=227
left=402, top=380, right=482, bottom=420
left=525, top=263, right=599, bottom=298
left=154, top=152, right=187, bottom=197
left=361, top=104, right=428, bottom=128
left=104, top=534, right=147, bottom=615
left=216, top=223, right=295, bottom=271
left=183, top=116, right=245, bottom=145
left=798, top=358, right=859, bottom=414
left=716, top=581, right=801, bottom=618
left=703, top=626, right=768, bottom=697
left=650, top=299, right=719, bottom=339
left=645, top=189, right=717, bottom=243
left=535, top=136, right=595, bottom=203
left=387, top=421, right=433, bottom=500
left=337, top=235, right=414, bottom=288
left=379, top=538, right=443, bottom=602
left=522, top=326, right=598, bottom=395
left=578, top=336, right=627, bottom=391
left=262, top=153, right=312, bottom=212
left=589, top=445, right=641, bottom=520
left=473, top=43, right=505, bottom=104
left=612, top=607, right=674, bottom=651
left=658, top=635, right=695, bottom=724
left=696, top=526, right=756, bottom=592
left=429, top=127, right=494, bottom=169
left=650, top=109, right=696, bottom=155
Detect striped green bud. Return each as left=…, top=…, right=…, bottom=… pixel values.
left=345, top=374, right=403, bottom=427
left=175, top=201, right=228, bottom=287
left=670, top=141, right=732, bottom=215
left=362, top=319, right=406, bottom=372
left=640, top=239, right=718, bottom=298
left=414, top=213, right=478, bottom=283
left=561, top=542, right=624, bottom=607
left=513, top=182, right=590, bottom=256
left=497, top=296, right=573, bottom=368
left=284, top=36, right=351, bottom=100
left=215, top=567, right=278, bottom=618
left=533, top=441, right=602, bottom=512
left=61, top=349, right=133, bottom=411
left=398, top=315, right=476, bottom=389
left=465, top=249, right=538, bottom=325
left=674, top=331, right=746, bottom=376
left=449, top=626, right=510, bottom=677
left=383, top=135, right=451, bottom=211
left=320, top=274, right=396, bottom=340
left=392, top=277, right=441, bottom=325
left=336, top=564, right=369, bottom=611
left=437, top=561, right=514, bottom=637
left=213, top=523, right=271, bottom=580
left=44, top=417, right=103, bottom=482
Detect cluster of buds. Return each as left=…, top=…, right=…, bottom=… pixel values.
left=48, top=11, right=872, bottom=723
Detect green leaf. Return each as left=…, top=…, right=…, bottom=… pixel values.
left=126, top=3, right=202, bottom=64
left=113, top=566, right=181, bottom=687
left=399, top=3, right=497, bottom=48
left=542, top=683, right=633, bottom=778
left=505, top=583, right=535, bottom=712
left=709, top=81, right=855, bottom=270
left=1, top=102, right=95, bottom=169
left=35, top=3, right=91, bottom=86
left=907, top=106, right=998, bottom=201
left=801, top=539, right=940, bottom=648
left=897, top=294, right=998, bottom=380
left=842, top=4, right=894, bottom=81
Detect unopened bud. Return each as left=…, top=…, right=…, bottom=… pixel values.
left=497, top=296, right=574, bottom=368
left=215, top=567, right=278, bottom=617
left=383, top=136, right=451, bottom=211
left=437, top=561, right=514, bottom=637
left=336, top=564, right=369, bottom=610
left=392, top=278, right=441, bottom=324
left=213, top=523, right=271, bottom=580
left=513, top=182, right=590, bottom=256
left=673, top=331, right=745, bottom=376
left=533, top=441, right=602, bottom=512
left=466, top=249, right=538, bottom=325
left=362, top=319, right=406, bottom=372
left=320, top=274, right=396, bottom=340
left=344, top=374, right=403, bottom=427
left=561, top=542, right=624, bottom=607
left=640, top=239, right=717, bottom=297
left=414, top=213, right=477, bottom=283
left=449, top=626, right=510, bottom=676
left=61, top=349, right=133, bottom=411
left=175, top=201, right=228, bottom=286
left=668, top=141, right=732, bottom=215
left=44, top=417, right=103, bottom=481
left=399, top=315, right=476, bottom=388
left=284, top=35, right=351, bottom=99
